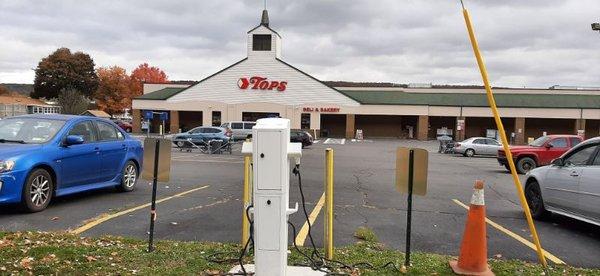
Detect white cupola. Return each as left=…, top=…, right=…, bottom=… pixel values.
left=247, top=9, right=282, bottom=60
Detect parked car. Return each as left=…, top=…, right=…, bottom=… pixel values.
left=221, top=121, right=255, bottom=141
left=454, top=137, right=501, bottom=157
left=497, top=135, right=583, bottom=174
left=113, top=119, right=133, bottom=133
left=0, top=114, right=143, bottom=212
left=172, top=126, right=231, bottom=147
left=524, top=136, right=600, bottom=225
left=291, top=129, right=314, bottom=148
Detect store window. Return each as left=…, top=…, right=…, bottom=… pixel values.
left=212, top=111, right=221, bottom=127
left=252, top=34, right=271, bottom=51
left=301, top=113, right=310, bottom=129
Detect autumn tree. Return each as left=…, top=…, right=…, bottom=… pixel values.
left=0, top=85, right=10, bottom=95
left=95, top=66, right=132, bottom=115
left=32, top=48, right=99, bottom=99
left=129, top=63, right=168, bottom=97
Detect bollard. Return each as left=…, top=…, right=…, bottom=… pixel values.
left=242, top=155, right=252, bottom=246
left=324, top=148, right=334, bottom=260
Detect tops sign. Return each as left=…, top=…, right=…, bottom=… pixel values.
left=238, top=76, right=287, bottom=92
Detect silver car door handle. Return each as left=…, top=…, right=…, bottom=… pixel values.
left=570, top=171, right=579, bottom=177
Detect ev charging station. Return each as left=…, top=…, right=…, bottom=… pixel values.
left=239, top=118, right=323, bottom=276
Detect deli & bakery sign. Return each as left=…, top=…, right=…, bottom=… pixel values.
left=302, top=107, right=340, bottom=113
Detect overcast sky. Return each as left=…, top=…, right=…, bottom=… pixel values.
left=1, top=0, right=599, bottom=88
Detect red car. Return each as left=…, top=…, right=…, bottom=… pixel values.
left=113, top=120, right=133, bottom=133
left=497, top=135, right=583, bottom=174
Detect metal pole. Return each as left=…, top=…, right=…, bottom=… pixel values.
left=242, top=155, right=251, bottom=246
left=460, top=4, right=549, bottom=269
left=148, top=139, right=160, bottom=252
left=324, top=148, right=334, bottom=260
left=405, top=149, right=414, bottom=267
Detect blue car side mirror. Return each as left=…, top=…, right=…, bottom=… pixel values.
left=65, top=135, right=85, bottom=146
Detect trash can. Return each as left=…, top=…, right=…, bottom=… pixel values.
left=209, top=140, right=223, bottom=154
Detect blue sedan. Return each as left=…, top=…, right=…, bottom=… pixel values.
left=0, top=114, right=143, bottom=212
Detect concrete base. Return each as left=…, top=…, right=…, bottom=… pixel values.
left=229, top=264, right=326, bottom=276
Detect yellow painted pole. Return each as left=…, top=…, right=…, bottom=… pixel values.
left=460, top=4, right=549, bottom=269
left=242, top=155, right=251, bottom=246
left=324, top=148, right=334, bottom=260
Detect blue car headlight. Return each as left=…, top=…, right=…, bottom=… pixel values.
left=0, top=160, right=15, bottom=173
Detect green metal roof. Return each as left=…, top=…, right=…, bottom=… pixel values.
left=338, top=90, right=600, bottom=109
left=135, top=87, right=186, bottom=100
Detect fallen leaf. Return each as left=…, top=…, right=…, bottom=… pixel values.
left=111, top=252, right=119, bottom=256
left=494, top=254, right=502, bottom=258
left=50, top=217, right=60, bottom=221
left=42, top=254, right=56, bottom=262
left=400, top=265, right=408, bottom=274
left=86, top=256, right=97, bottom=262
left=0, top=239, right=13, bottom=248
left=20, top=257, right=33, bottom=270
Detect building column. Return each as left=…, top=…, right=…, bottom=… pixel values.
left=132, top=109, right=141, bottom=133
left=310, top=113, right=321, bottom=138
left=417, top=115, right=429, bottom=141
left=514, top=117, right=525, bottom=145
left=203, top=110, right=212, bottom=126
left=345, top=114, right=355, bottom=139
left=170, top=110, right=180, bottom=134
left=575, top=118, right=586, bottom=137
left=456, top=117, right=466, bottom=141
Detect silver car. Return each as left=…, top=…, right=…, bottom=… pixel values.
left=524, top=137, right=600, bottom=226
left=221, top=121, right=255, bottom=141
left=454, top=137, right=502, bottom=157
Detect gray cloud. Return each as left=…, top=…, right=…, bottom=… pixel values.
left=0, top=0, right=599, bottom=88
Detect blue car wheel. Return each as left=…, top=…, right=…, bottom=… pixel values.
left=23, top=168, right=53, bottom=212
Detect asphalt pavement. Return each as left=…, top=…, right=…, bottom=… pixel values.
left=1, top=139, right=599, bottom=268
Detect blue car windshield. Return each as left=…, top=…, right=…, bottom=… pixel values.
left=0, top=118, right=65, bottom=144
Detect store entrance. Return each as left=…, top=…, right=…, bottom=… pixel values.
left=242, top=112, right=280, bottom=122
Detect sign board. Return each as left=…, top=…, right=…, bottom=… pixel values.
left=302, top=107, right=340, bottom=113
left=395, top=147, right=428, bottom=196
left=143, top=110, right=153, bottom=120
left=238, top=76, right=287, bottom=91
left=142, top=138, right=172, bottom=182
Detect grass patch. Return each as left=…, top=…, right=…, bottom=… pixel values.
left=353, top=226, right=378, bottom=242
left=0, top=231, right=597, bottom=275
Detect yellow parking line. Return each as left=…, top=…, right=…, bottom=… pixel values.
left=452, top=199, right=565, bottom=265
left=70, top=185, right=210, bottom=235
left=295, top=192, right=326, bottom=246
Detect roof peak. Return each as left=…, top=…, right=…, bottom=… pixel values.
left=261, top=9, right=269, bottom=27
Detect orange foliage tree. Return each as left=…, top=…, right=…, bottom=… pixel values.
left=129, top=63, right=169, bottom=98
left=95, top=66, right=132, bottom=115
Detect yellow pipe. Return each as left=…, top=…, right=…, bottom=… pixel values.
left=324, top=148, right=334, bottom=260
left=242, top=155, right=251, bottom=246
left=461, top=7, right=548, bottom=268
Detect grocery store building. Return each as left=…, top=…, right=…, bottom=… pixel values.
left=132, top=10, right=600, bottom=144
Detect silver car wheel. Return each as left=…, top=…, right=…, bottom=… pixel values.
left=124, top=164, right=137, bottom=188
left=30, top=175, right=50, bottom=207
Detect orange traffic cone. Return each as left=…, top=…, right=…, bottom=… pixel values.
left=449, top=180, right=494, bottom=276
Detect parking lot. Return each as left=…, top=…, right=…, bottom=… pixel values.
left=1, top=138, right=599, bottom=268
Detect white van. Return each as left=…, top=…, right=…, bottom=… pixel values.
left=221, top=121, right=255, bottom=141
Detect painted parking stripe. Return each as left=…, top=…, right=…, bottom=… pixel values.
left=294, top=192, right=326, bottom=246
left=71, top=185, right=210, bottom=235
left=340, top=139, right=346, bottom=145
left=452, top=199, right=565, bottom=265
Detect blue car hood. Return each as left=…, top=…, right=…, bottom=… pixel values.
left=0, top=143, right=44, bottom=159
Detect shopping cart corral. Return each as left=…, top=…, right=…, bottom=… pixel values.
left=172, top=138, right=236, bottom=154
